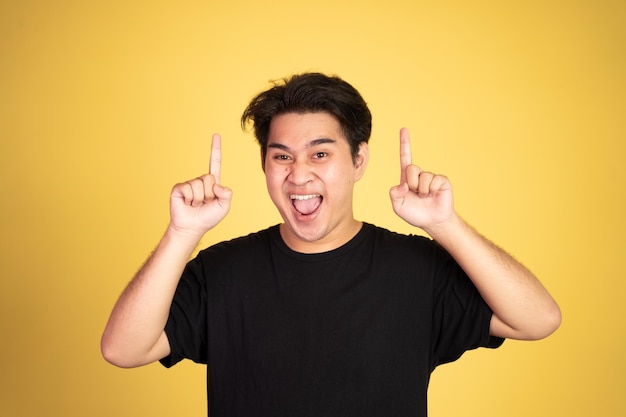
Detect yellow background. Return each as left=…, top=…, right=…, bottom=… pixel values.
left=1, top=0, right=624, bottom=416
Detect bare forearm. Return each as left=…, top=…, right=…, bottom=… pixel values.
left=101, top=226, right=202, bottom=367
left=424, top=214, right=561, bottom=340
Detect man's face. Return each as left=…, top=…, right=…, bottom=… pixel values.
left=264, top=112, right=368, bottom=253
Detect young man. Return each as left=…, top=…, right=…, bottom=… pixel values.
left=102, top=73, right=561, bottom=417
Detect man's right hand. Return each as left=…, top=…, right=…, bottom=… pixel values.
left=169, top=134, right=233, bottom=238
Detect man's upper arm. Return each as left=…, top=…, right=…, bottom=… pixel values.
left=147, top=331, right=172, bottom=366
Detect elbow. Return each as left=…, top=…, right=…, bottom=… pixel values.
left=524, top=301, right=563, bottom=341
left=494, top=300, right=562, bottom=341
left=101, top=337, right=126, bottom=368
left=100, top=333, right=140, bottom=369
left=100, top=328, right=168, bottom=368
left=540, top=302, right=562, bottom=338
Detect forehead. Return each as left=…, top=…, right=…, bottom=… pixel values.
left=267, top=112, right=347, bottom=147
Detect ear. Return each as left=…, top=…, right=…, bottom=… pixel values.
left=260, top=147, right=266, bottom=172
left=354, top=142, right=369, bottom=181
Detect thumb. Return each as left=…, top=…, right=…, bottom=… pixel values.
left=389, top=182, right=409, bottom=202
left=213, top=183, right=233, bottom=204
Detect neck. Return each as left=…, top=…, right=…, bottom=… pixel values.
left=279, top=220, right=363, bottom=254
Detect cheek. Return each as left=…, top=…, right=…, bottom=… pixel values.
left=319, top=169, right=355, bottom=203
left=326, top=163, right=356, bottom=185
left=264, top=167, right=286, bottom=192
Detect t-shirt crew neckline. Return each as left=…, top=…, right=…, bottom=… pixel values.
left=269, top=222, right=373, bottom=262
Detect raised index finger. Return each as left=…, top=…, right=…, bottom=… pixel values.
left=209, top=133, right=222, bottom=184
left=399, top=127, right=412, bottom=183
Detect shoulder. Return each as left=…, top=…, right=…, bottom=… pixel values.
left=365, top=222, right=434, bottom=248
left=182, top=226, right=279, bottom=284
left=197, top=225, right=278, bottom=260
left=363, top=223, right=452, bottom=263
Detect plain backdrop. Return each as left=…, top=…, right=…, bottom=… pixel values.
left=1, top=1, right=624, bottom=416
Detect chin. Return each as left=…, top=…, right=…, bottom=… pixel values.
left=282, top=220, right=327, bottom=243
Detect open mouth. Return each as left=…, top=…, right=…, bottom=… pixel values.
left=290, top=194, right=323, bottom=215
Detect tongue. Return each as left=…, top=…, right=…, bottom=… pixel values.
left=293, top=196, right=322, bottom=215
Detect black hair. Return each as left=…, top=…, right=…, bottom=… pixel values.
left=241, top=72, right=372, bottom=162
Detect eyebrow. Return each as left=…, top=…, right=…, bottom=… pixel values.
left=267, top=138, right=337, bottom=152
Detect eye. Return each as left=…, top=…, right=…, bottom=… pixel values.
left=313, top=151, right=328, bottom=159
left=273, top=154, right=292, bottom=161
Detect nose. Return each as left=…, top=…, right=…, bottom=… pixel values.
left=287, top=159, right=315, bottom=185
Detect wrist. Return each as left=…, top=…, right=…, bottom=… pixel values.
left=164, top=223, right=205, bottom=248
left=422, top=212, right=465, bottom=242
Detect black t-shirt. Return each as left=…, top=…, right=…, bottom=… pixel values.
left=161, top=223, right=503, bottom=417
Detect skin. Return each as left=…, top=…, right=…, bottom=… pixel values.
left=390, top=128, right=561, bottom=340
left=101, top=134, right=232, bottom=368
left=101, top=114, right=561, bottom=369
left=263, top=112, right=368, bottom=253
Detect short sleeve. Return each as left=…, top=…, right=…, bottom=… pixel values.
left=430, top=244, right=504, bottom=369
left=159, top=254, right=209, bottom=368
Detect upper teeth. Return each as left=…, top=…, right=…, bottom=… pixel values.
left=290, top=194, right=320, bottom=200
